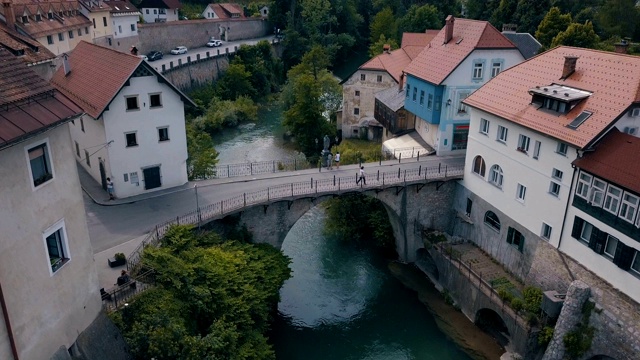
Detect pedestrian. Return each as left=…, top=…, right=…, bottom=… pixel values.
left=335, top=151, right=340, bottom=169
left=357, top=166, right=366, bottom=185
left=116, top=270, right=130, bottom=286
left=107, top=177, right=115, bottom=200
left=327, top=153, right=333, bottom=170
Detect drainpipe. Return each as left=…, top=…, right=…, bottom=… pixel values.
left=0, top=281, right=19, bottom=360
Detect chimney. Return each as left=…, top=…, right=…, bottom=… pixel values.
left=383, top=43, right=390, bottom=54
left=62, top=53, right=71, bottom=76
left=502, top=24, right=517, bottom=33
left=398, top=73, right=404, bottom=92
left=2, top=1, right=15, bottom=31
left=444, top=15, right=454, bottom=44
left=614, top=39, right=629, bottom=54
left=561, top=56, right=578, bottom=79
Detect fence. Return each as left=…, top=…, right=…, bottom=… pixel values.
left=101, top=269, right=156, bottom=312
left=128, top=163, right=464, bottom=276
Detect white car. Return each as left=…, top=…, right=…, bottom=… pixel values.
left=170, top=46, right=188, bottom=55
left=138, top=55, right=148, bottom=61
left=206, top=40, right=222, bottom=47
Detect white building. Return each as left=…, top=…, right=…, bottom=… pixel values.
left=0, top=49, right=101, bottom=360
left=202, top=3, right=244, bottom=20
left=108, top=0, right=140, bottom=39
left=51, top=41, right=195, bottom=199
left=138, top=0, right=180, bottom=23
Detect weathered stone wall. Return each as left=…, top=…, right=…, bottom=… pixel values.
left=138, top=18, right=271, bottom=54
left=160, top=54, right=230, bottom=90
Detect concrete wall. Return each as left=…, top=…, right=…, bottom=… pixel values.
left=0, top=123, right=101, bottom=360
left=112, top=14, right=139, bottom=39
left=137, top=18, right=270, bottom=54
left=158, top=53, right=230, bottom=90
left=71, top=113, right=109, bottom=194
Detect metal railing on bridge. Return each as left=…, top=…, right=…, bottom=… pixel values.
left=128, top=162, right=464, bottom=276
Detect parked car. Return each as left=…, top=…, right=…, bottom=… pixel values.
left=138, top=54, right=148, bottom=61
left=147, top=51, right=163, bottom=61
left=170, top=46, right=188, bottom=55
left=206, top=40, right=222, bottom=47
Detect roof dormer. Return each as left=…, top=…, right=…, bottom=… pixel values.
left=529, top=84, right=592, bottom=115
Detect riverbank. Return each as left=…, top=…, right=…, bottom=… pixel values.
left=389, top=262, right=505, bottom=360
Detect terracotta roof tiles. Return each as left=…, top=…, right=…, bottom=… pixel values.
left=207, top=3, right=244, bottom=19
left=464, top=46, right=640, bottom=149
left=1, top=1, right=93, bottom=38
left=0, top=22, right=56, bottom=64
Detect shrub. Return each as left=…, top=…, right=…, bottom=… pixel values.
left=511, top=298, right=524, bottom=313
left=497, top=288, right=513, bottom=304
left=538, top=326, right=554, bottom=347
left=114, top=252, right=126, bottom=261
left=523, top=286, right=543, bottom=314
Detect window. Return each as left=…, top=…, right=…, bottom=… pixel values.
left=75, top=141, right=80, bottom=157
left=620, top=192, right=639, bottom=223
left=484, top=211, right=501, bottom=231
left=472, top=155, right=486, bottom=177
left=93, top=18, right=96, bottom=28
left=146, top=9, right=149, bottom=14
left=590, top=178, right=606, bottom=206
left=405, top=84, right=410, bottom=97
left=473, top=62, right=483, bottom=79
left=154, top=9, right=157, bottom=14
left=506, top=227, right=524, bottom=252
left=58, top=32, right=64, bottom=41
left=125, top=133, right=138, bottom=147
left=580, top=222, right=593, bottom=244
left=77, top=29, right=82, bottom=36
left=479, top=118, right=489, bottom=134
left=355, top=90, right=360, bottom=96
left=149, top=93, right=162, bottom=108
left=412, top=87, right=417, bottom=102
left=103, top=16, right=107, bottom=27
left=21, top=15, right=28, bottom=24
left=491, top=62, right=502, bottom=78
left=48, top=12, right=53, bottom=20
left=47, top=35, right=53, bottom=44
left=533, top=141, right=541, bottom=159
left=458, top=93, right=469, bottom=113
left=68, top=30, right=74, bottom=39
left=118, top=25, right=122, bottom=33
left=631, top=252, right=640, bottom=275
left=466, top=198, right=473, bottom=216
left=541, top=223, right=552, bottom=240
left=604, top=235, right=619, bottom=258
left=556, top=142, right=568, bottom=156
left=576, top=172, right=592, bottom=199
left=549, top=182, right=560, bottom=197
left=419, top=90, right=425, bottom=106
left=131, top=24, right=136, bottom=32
left=552, top=168, right=563, bottom=180
left=158, top=127, right=169, bottom=142
left=80, top=118, right=85, bottom=132
left=497, top=125, right=508, bottom=143
left=377, top=75, right=382, bottom=82
left=130, top=172, right=139, bottom=186
left=435, top=96, right=441, bottom=111
left=27, top=142, right=53, bottom=187
left=517, top=134, right=530, bottom=153
left=354, top=108, right=360, bottom=115
left=427, top=94, right=433, bottom=109
left=124, top=173, right=129, bottom=182
left=604, top=185, right=622, bottom=215
left=489, top=165, right=503, bottom=188
left=360, top=74, right=365, bottom=81
left=84, top=27, right=89, bottom=35
left=43, top=222, right=69, bottom=274
left=516, top=184, right=527, bottom=201
left=125, top=96, right=139, bottom=110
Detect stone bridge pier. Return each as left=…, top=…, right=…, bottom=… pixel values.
left=210, top=180, right=458, bottom=262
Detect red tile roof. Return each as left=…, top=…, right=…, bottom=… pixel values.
left=464, top=46, right=640, bottom=149
left=207, top=3, right=244, bottom=19
left=51, top=41, right=142, bottom=118
left=0, top=22, right=56, bottom=64
left=404, top=18, right=517, bottom=85
left=1, top=0, right=92, bottom=38
left=107, top=0, right=140, bottom=15
left=573, top=129, right=640, bottom=194
left=0, top=48, right=82, bottom=149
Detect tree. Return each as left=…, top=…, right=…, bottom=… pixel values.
left=301, top=0, right=336, bottom=44
left=535, top=7, right=572, bottom=49
left=551, top=21, right=600, bottom=49
left=490, top=0, right=518, bottom=30
left=368, top=34, right=399, bottom=57
left=186, top=124, right=218, bottom=180
left=370, top=7, right=398, bottom=45
left=597, top=0, right=639, bottom=38
left=398, top=4, right=441, bottom=33
left=513, top=0, right=551, bottom=35
left=215, top=63, right=255, bottom=100
left=465, top=0, right=500, bottom=21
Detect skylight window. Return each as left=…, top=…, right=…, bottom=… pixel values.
left=567, top=111, right=593, bottom=129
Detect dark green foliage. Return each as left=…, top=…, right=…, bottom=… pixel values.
left=490, top=0, right=518, bottom=29
left=370, top=7, right=398, bottom=45
left=368, top=35, right=399, bottom=57
left=513, top=0, right=551, bottom=35
left=465, top=0, right=500, bottom=20
left=563, top=301, right=595, bottom=360
left=510, top=298, right=524, bottom=312
left=115, top=225, right=291, bottom=360
left=523, top=286, right=543, bottom=314
left=551, top=21, right=600, bottom=49
left=398, top=4, right=442, bottom=34
left=186, top=122, right=218, bottom=180
left=323, top=194, right=397, bottom=257
left=538, top=326, right=554, bottom=346
left=234, top=41, right=284, bottom=96
left=535, top=7, right=573, bottom=49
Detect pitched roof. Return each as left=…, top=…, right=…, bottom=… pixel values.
left=79, top=0, right=112, bottom=13
left=0, top=48, right=82, bottom=149
left=464, top=46, right=640, bottom=149
left=0, top=22, right=56, bottom=65
left=375, top=86, right=405, bottom=112
left=404, top=17, right=517, bottom=85
left=573, top=129, right=640, bottom=195
left=107, top=0, right=140, bottom=15
left=502, top=32, right=542, bottom=59
left=1, top=0, right=92, bottom=38
left=51, top=41, right=194, bottom=119
left=137, top=0, right=180, bottom=9
left=400, top=30, right=438, bottom=60
left=206, top=3, right=244, bottom=19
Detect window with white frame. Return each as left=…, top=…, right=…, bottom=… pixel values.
left=427, top=93, right=433, bottom=109
left=506, top=227, right=524, bottom=252
left=480, top=118, right=490, bottom=134
left=84, top=150, right=90, bottom=166
left=27, top=142, right=54, bottom=187
left=125, top=132, right=138, bottom=147
left=489, top=165, right=503, bottom=188
left=516, top=183, right=527, bottom=201
left=576, top=172, right=592, bottom=199
left=473, top=62, right=483, bottom=79
left=590, top=178, right=606, bottom=206
left=517, top=134, right=530, bottom=153
left=75, top=142, right=80, bottom=157
left=43, top=221, right=70, bottom=274
left=533, top=140, right=541, bottom=159
left=604, top=235, right=619, bottom=258
left=149, top=93, right=162, bottom=108
left=631, top=252, right=640, bottom=275
left=484, top=211, right=501, bottom=231
left=472, top=155, right=486, bottom=177
left=413, top=87, right=417, bottom=102
left=549, top=182, right=560, bottom=197
left=541, top=223, right=552, bottom=240
left=552, top=168, right=563, bottom=180
left=619, top=192, right=639, bottom=223
left=556, top=142, right=568, bottom=156
left=158, top=127, right=169, bottom=142
left=497, top=125, right=508, bottom=143
left=419, top=91, right=425, bottom=106
left=491, top=61, right=502, bottom=78
left=604, top=185, right=622, bottom=215
left=125, top=96, right=139, bottom=111
left=579, top=221, right=593, bottom=244
left=458, top=93, right=469, bottom=113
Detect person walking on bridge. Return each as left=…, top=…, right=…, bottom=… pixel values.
left=357, top=166, right=366, bottom=185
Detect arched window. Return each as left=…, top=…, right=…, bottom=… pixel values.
left=489, top=165, right=503, bottom=187
left=472, top=156, right=486, bottom=177
left=484, top=211, right=501, bottom=231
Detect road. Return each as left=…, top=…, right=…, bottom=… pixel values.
left=85, top=155, right=465, bottom=253
left=145, top=35, right=277, bottom=73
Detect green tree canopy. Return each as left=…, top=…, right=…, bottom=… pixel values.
left=216, top=63, right=255, bottom=100
left=465, top=0, right=500, bottom=21
left=370, top=7, right=398, bottom=45
left=368, top=34, right=399, bottom=58
left=597, top=0, right=639, bottom=38
left=398, top=4, right=441, bottom=33
left=513, top=0, right=551, bottom=35
left=535, top=7, right=573, bottom=49
left=186, top=123, right=218, bottom=180
left=490, top=0, right=518, bottom=30
left=551, top=21, right=600, bottom=49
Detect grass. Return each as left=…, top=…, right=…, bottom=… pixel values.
left=332, top=139, right=386, bottom=166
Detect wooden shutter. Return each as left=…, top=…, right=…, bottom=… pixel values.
left=613, top=242, right=634, bottom=270
left=588, top=228, right=607, bottom=254
left=571, top=217, right=584, bottom=239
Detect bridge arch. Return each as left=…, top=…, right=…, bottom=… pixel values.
left=475, top=308, right=510, bottom=348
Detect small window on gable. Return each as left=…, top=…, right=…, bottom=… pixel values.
left=48, top=12, right=53, bottom=20
left=472, top=62, right=483, bottom=80
left=484, top=211, right=501, bottom=231
left=491, top=61, right=502, bottom=78
left=149, top=93, right=162, bottom=108
left=631, top=108, right=640, bottom=117
left=126, top=96, right=139, bottom=111
left=35, top=14, right=42, bottom=22
left=22, top=15, right=28, bottom=24
left=125, top=132, right=138, bottom=147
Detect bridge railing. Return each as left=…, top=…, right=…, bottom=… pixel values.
left=127, top=163, right=464, bottom=275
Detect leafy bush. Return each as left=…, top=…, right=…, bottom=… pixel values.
left=333, top=139, right=386, bottom=165
left=497, top=288, right=514, bottom=304
left=538, top=326, right=554, bottom=346
left=523, top=286, right=543, bottom=314
left=510, top=298, right=524, bottom=312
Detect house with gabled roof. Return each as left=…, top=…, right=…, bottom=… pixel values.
left=51, top=41, right=196, bottom=199
left=500, top=24, right=542, bottom=60
left=0, top=21, right=57, bottom=79
left=0, top=48, right=101, bottom=360
left=0, top=0, right=93, bottom=55
left=202, top=3, right=244, bottom=20
left=79, top=0, right=114, bottom=47
left=138, top=0, right=180, bottom=23
left=403, top=16, right=524, bottom=156
left=340, top=30, right=437, bottom=142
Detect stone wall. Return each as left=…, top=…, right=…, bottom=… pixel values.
left=160, top=54, right=230, bottom=90
left=138, top=18, right=271, bottom=54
